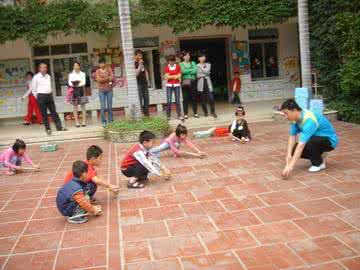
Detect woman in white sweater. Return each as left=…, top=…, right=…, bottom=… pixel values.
left=68, top=61, right=88, bottom=127
left=197, top=53, right=217, bottom=118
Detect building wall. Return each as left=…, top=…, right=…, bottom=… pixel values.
left=0, top=21, right=300, bottom=118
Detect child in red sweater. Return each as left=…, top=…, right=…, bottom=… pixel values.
left=164, top=55, right=183, bottom=120
left=231, top=72, right=241, bottom=104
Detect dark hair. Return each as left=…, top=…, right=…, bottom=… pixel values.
left=73, top=61, right=81, bottom=68
left=281, top=99, right=302, bottom=111
left=139, top=130, right=156, bottom=144
left=135, top=49, right=143, bottom=56
left=12, top=139, right=26, bottom=153
left=25, top=71, right=34, bottom=78
left=39, top=62, right=47, bottom=67
left=99, top=58, right=106, bottom=64
left=72, top=160, right=88, bottom=178
left=86, top=145, right=103, bottom=160
left=175, top=124, right=188, bottom=137
left=198, top=52, right=207, bottom=58
left=167, top=55, right=176, bottom=62
left=234, top=71, right=240, bottom=75
left=180, top=50, right=191, bottom=61
left=235, top=106, right=245, bottom=116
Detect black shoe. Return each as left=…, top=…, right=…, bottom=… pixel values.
left=58, top=127, right=68, bottom=131
left=22, top=122, right=30, bottom=126
left=46, top=129, right=52, bottom=135
left=212, top=113, right=218, bottom=119
left=204, top=113, right=209, bottom=117
left=81, top=124, right=87, bottom=127
left=76, top=125, right=80, bottom=128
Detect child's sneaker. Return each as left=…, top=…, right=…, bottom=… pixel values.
left=308, top=162, right=326, bottom=173
left=67, top=215, right=88, bottom=224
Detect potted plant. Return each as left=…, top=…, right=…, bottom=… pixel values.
left=104, top=117, right=171, bottom=143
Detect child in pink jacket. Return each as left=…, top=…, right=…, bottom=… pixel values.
left=150, top=124, right=206, bottom=158
left=0, top=139, right=39, bottom=175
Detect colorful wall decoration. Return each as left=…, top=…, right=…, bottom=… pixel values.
left=232, top=41, right=250, bottom=75
left=0, top=58, right=30, bottom=86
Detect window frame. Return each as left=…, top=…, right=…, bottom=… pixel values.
left=249, top=38, right=280, bottom=81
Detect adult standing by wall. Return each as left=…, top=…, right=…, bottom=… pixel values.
left=32, top=63, right=67, bottom=135
left=68, top=61, right=88, bottom=127
left=134, top=50, right=150, bottom=117
left=197, top=53, right=217, bottom=118
left=164, top=55, right=183, bottom=121
left=180, top=51, right=199, bottom=119
left=95, top=58, right=114, bottom=127
left=280, top=99, right=338, bottom=179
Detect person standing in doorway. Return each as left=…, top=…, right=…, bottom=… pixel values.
left=197, top=53, right=217, bottom=118
left=231, top=71, right=242, bottom=104
left=134, top=50, right=150, bottom=117
left=32, top=63, right=67, bottom=135
left=180, top=51, right=199, bottom=119
left=96, top=59, right=114, bottom=127
left=22, top=71, right=42, bottom=125
left=68, top=62, right=88, bottom=128
left=164, top=55, right=183, bottom=121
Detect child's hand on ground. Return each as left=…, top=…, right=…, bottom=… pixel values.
left=161, top=168, right=171, bottom=181
left=93, top=205, right=102, bottom=216
left=33, top=164, right=40, bottom=170
left=109, top=185, right=120, bottom=195
left=198, top=152, right=207, bottom=159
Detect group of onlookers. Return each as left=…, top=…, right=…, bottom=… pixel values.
left=21, top=50, right=219, bottom=133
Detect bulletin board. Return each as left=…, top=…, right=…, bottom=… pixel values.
left=0, top=58, right=30, bottom=86
left=232, top=41, right=250, bottom=74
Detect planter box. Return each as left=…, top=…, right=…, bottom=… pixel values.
left=105, top=129, right=165, bottom=143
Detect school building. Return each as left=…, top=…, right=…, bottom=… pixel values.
left=0, top=18, right=300, bottom=120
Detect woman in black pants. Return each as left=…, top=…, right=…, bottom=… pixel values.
left=197, top=53, right=217, bottom=118
left=180, top=51, right=199, bottom=119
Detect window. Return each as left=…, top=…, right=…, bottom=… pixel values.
left=249, top=29, right=279, bottom=80
left=51, top=45, right=70, bottom=55
left=71, top=43, right=88, bottom=54
left=33, top=46, right=50, bottom=57
left=33, top=43, right=87, bottom=56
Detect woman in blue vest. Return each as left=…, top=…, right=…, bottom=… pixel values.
left=280, top=99, right=338, bottom=179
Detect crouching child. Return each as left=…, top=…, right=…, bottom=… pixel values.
left=121, top=130, right=171, bottom=189
left=56, top=160, right=102, bottom=224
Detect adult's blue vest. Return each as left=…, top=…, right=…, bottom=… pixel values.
left=56, top=177, right=87, bottom=217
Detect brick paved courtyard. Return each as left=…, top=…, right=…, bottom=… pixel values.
left=0, top=121, right=359, bottom=270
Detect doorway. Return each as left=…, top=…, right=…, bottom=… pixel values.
left=179, top=38, right=229, bottom=101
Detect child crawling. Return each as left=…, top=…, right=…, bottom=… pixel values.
left=229, top=106, right=251, bottom=143
left=151, top=124, right=206, bottom=158
left=121, top=131, right=171, bottom=189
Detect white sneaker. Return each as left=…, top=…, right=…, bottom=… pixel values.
left=308, top=162, right=326, bottom=173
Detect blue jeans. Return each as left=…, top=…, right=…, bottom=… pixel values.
left=150, top=142, right=180, bottom=158
left=98, top=90, right=113, bottom=124
left=0, top=156, right=21, bottom=172
left=166, top=86, right=181, bottom=117
left=85, top=182, right=97, bottom=198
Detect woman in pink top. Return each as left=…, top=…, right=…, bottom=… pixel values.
left=0, top=139, right=39, bottom=175
left=150, top=124, right=206, bottom=158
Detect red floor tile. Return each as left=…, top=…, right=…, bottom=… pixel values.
left=0, top=222, right=26, bottom=238
left=142, top=205, right=184, bottom=222
left=249, top=221, right=308, bottom=244
left=265, top=180, right=306, bottom=191
left=3, top=198, right=40, bottom=211
left=125, top=258, right=182, bottom=270
left=211, top=211, right=261, bottom=230
left=220, top=196, right=265, bottom=211
left=55, top=244, right=106, bottom=270
left=199, top=229, right=258, bottom=252
left=329, top=182, right=360, bottom=194
left=167, top=216, right=216, bottom=236
left=181, top=201, right=225, bottom=216
left=337, top=230, right=360, bottom=253
left=0, top=237, right=16, bottom=256
left=181, top=251, right=245, bottom=270
left=294, top=185, right=339, bottom=200
left=236, top=244, right=304, bottom=269
left=157, top=192, right=196, bottom=206
left=259, top=190, right=306, bottom=205
left=0, top=192, right=14, bottom=202
left=12, top=189, right=46, bottom=200
left=24, top=217, right=66, bottom=235
left=205, top=176, right=243, bottom=188
left=121, top=221, right=168, bottom=241
left=3, top=250, right=56, bottom=270
left=119, top=196, right=158, bottom=210
left=150, top=235, right=205, bottom=260
left=120, top=210, right=143, bottom=225
left=0, top=209, right=33, bottom=223
left=32, top=206, right=59, bottom=220
left=14, top=232, right=62, bottom=253
left=295, top=262, right=346, bottom=270
left=192, top=187, right=233, bottom=201
left=292, top=198, right=345, bottom=216
left=294, top=215, right=354, bottom=237
left=124, top=241, right=151, bottom=263
left=332, top=194, right=360, bottom=210
left=61, top=227, right=107, bottom=248
left=230, top=183, right=270, bottom=196
left=337, top=209, right=360, bottom=228
left=342, top=257, right=360, bottom=270
left=252, top=204, right=304, bottom=223
left=173, top=179, right=210, bottom=191
left=288, top=236, right=356, bottom=264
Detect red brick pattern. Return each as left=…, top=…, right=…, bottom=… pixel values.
left=0, top=121, right=359, bottom=269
